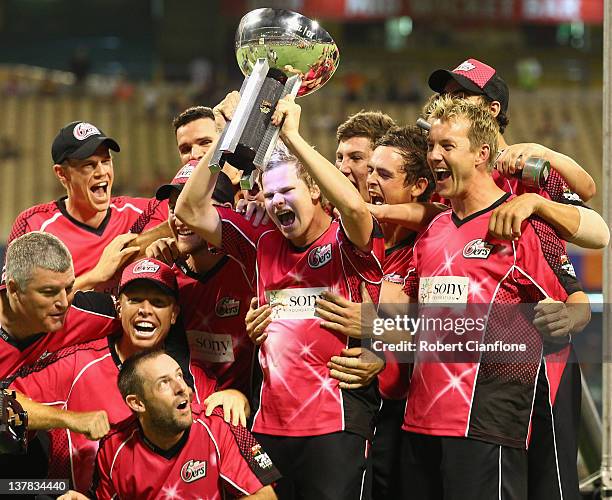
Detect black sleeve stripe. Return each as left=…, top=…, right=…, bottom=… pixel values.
left=129, top=198, right=163, bottom=234
left=210, top=407, right=281, bottom=486
left=72, top=291, right=117, bottom=318
left=528, top=217, right=583, bottom=296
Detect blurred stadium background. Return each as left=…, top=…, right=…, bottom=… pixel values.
left=0, top=0, right=606, bottom=490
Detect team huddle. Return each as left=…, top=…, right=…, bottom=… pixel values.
left=0, top=58, right=608, bottom=500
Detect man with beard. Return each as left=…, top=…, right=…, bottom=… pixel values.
left=176, top=93, right=385, bottom=498
left=58, top=350, right=280, bottom=500
left=9, top=258, right=249, bottom=494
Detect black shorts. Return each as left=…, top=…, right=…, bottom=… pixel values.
left=368, top=398, right=405, bottom=500
left=254, top=431, right=368, bottom=500
left=400, top=432, right=528, bottom=500
left=528, top=355, right=581, bottom=500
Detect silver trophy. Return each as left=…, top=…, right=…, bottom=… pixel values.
left=210, top=8, right=339, bottom=188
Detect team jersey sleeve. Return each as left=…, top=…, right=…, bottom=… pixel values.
left=216, top=206, right=273, bottom=280
left=7, top=210, right=35, bottom=244
left=129, top=198, right=170, bottom=233
left=10, top=351, right=76, bottom=404
left=209, top=409, right=281, bottom=496
left=541, top=168, right=585, bottom=206
left=90, top=436, right=118, bottom=500
left=514, top=216, right=583, bottom=301
left=337, top=216, right=385, bottom=303
left=57, top=291, right=119, bottom=349
left=189, top=363, right=217, bottom=403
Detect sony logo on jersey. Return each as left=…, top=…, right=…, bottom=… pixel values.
left=462, top=239, right=494, bottom=259
left=73, top=122, right=101, bottom=141
left=187, top=331, right=235, bottom=363
left=308, top=244, right=332, bottom=269
left=215, top=297, right=240, bottom=318
left=251, top=444, right=274, bottom=469
left=266, top=287, right=329, bottom=320
left=181, top=459, right=207, bottom=483
left=133, top=260, right=160, bottom=274
left=454, top=60, right=476, bottom=72
left=419, top=276, right=469, bottom=304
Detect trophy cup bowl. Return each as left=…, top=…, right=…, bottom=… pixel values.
left=210, top=8, right=339, bottom=187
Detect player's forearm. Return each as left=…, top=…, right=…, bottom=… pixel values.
left=175, top=140, right=223, bottom=247
left=370, top=202, right=446, bottom=230
left=566, top=291, right=591, bottom=335
left=282, top=131, right=372, bottom=247
left=246, top=485, right=277, bottom=499
left=533, top=198, right=579, bottom=240
left=126, top=222, right=173, bottom=257
left=14, top=392, right=72, bottom=431
left=545, top=149, right=596, bottom=201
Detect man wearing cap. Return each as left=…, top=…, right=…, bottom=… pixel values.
left=7, top=121, right=169, bottom=294
left=8, top=258, right=250, bottom=494
left=145, top=161, right=258, bottom=398
left=426, top=58, right=609, bottom=250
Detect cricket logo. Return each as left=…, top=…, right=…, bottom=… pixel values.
left=181, top=459, right=207, bottom=483
left=308, top=244, right=332, bottom=269
left=73, top=122, right=101, bottom=140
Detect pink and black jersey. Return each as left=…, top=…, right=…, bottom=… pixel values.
left=11, top=336, right=216, bottom=493
left=378, top=236, right=416, bottom=400
left=92, top=405, right=281, bottom=500
left=402, top=193, right=582, bottom=448
left=216, top=207, right=385, bottom=438
left=7, top=196, right=166, bottom=293
left=175, top=257, right=255, bottom=396
left=0, top=290, right=117, bottom=379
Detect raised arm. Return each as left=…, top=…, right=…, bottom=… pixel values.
left=175, top=91, right=240, bottom=248
left=367, top=202, right=447, bottom=231
left=273, top=95, right=372, bottom=250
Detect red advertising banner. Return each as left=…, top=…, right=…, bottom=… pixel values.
left=222, top=0, right=603, bottom=24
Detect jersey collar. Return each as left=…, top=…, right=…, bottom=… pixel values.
left=56, top=197, right=113, bottom=236
left=140, top=422, right=191, bottom=460
left=451, top=192, right=511, bottom=228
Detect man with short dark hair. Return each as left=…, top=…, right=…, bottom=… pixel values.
left=83, top=350, right=280, bottom=499
left=335, top=110, right=396, bottom=201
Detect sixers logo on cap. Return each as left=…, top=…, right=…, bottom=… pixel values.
left=454, top=60, right=477, bottom=72
left=73, top=122, right=101, bottom=141
left=173, top=161, right=198, bottom=184
left=133, top=259, right=160, bottom=274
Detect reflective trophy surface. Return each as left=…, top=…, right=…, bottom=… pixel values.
left=210, top=8, right=339, bottom=188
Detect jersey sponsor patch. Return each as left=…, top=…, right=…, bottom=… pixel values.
left=560, top=254, right=577, bottom=278
left=308, top=243, right=332, bottom=269
left=383, top=272, right=405, bottom=284
left=187, top=331, right=235, bottom=363
left=180, top=459, right=207, bottom=483
left=462, top=239, right=494, bottom=259
left=251, top=444, right=274, bottom=470
left=73, top=122, right=101, bottom=140
left=266, top=287, right=328, bottom=320
left=133, top=260, right=160, bottom=274
left=215, top=297, right=241, bottom=318
left=419, top=276, right=469, bottom=304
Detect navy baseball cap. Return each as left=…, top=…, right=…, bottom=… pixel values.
left=156, top=160, right=235, bottom=206
left=428, top=58, right=509, bottom=113
left=52, top=121, right=120, bottom=164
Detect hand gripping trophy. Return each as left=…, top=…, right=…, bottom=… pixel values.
left=210, top=8, right=339, bottom=188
